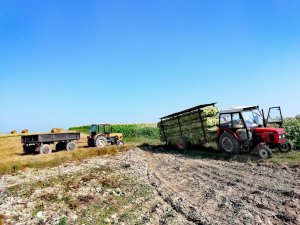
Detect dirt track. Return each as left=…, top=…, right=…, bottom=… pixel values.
left=132, top=147, right=300, bottom=225
left=1, top=147, right=300, bottom=224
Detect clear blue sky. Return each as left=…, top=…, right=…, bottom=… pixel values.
left=1, top=0, right=300, bottom=133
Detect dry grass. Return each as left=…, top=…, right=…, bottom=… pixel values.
left=0, top=133, right=128, bottom=175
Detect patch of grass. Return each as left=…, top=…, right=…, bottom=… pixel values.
left=31, top=204, right=44, bottom=217
left=124, top=137, right=161, bottom=145
left=58, top=217, right=67, bottom=225
left=6, top=161, right=155, bottom=224
left=266, top=151, right=300, bottom=165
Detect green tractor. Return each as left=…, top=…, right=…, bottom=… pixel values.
left=87, top=123, right=124, bottom=147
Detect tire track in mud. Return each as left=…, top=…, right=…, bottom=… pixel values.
left=136, top=149, right=300, bottom=225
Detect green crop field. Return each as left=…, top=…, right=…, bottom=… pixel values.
left=69, top=123, right=160, bottom=140
left=283, top=118, right=300, bottom=149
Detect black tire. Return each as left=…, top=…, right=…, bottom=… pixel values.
left=278, top=141, right=292, bottom=153
left=23, top=145, right=30, bottom=155
left=66, top=142, right=77, bottom=151
left=257, top=145, right=272, bottom=159
left=88, top=139, right=95, bottom=147
left=218, top=132, right=240, bottom=154
left=40, top=144, right=52, bottom=154
left=25, top=145, right=35, bottom=154
left=56, top=142, right=66, bottom=151
left=94, top=136, right=107, bottom=148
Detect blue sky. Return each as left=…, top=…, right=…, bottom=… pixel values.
left=0, top=0, right=300, bottom=133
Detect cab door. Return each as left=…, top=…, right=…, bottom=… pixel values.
left=267, top=106, right=283, bottom=127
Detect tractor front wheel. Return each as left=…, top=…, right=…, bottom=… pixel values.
left=218, top=132, right=240, bottom=154
left=278, top=141, right=292, bottom=153
left=256, top=145, right=272, bottom=159
left=95, top=136, right=107, bottom=148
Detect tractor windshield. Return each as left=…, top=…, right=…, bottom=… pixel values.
left=241, top=109, right=263, bottom=127
left=89, top=125, right=98, bottom=133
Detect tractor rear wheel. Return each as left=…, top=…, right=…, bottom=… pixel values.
left=256, top=145, right=272, bottom=159
left=219, top=132, right=240, bottom=154
left=95, top=136, right=107, bottom=148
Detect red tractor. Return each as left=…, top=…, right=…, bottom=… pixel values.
left=217, top=106, right=292, bottom=158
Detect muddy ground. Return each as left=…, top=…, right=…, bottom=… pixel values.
left=1, top=146, right=300, bottom=225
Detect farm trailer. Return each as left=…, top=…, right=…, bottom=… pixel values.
left=158, top=103, right=219, bottom=149
left=21, top=132, right=80, bottom=154
left=158, top=103, right=292, bottom=158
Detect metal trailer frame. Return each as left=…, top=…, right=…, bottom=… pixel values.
left=159, top=103, right=217, bottom=144
left=21, top=132, right=80, bottom=154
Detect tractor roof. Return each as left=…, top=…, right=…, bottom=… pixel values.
left=220, top=105, right=259, bottom=114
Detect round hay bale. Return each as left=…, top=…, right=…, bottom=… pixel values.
left=11, top=130, right=17, bottom=134
left=21, top=129, right=29, bottom=133
left=51, top=128, right=63, bottom=133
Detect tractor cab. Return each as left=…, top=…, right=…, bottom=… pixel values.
left=87, top=123, right=124, bottom=148
left=218, top=106, right=291, bottom=158
left=219, top=106, right=263, bottom=140
left=89, top=123, right=113, bottom=136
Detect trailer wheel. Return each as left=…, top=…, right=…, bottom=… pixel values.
left=40, top=144, right=52, bottom=154
left=219, top=132, right=240, bottom=154
left=66, top=142, right=77, bottom=151
left=95, top=136, right=107, bottom=148
left=257, top=145, right=272, bottom=159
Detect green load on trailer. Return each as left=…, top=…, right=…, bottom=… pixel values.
left=157, top=103, right=219, bottom=148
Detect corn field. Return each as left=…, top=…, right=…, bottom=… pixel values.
left=283, top=118, right=300, bottom=149
left=69, top=123, right=160, bottom=139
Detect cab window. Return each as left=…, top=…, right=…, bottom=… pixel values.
left=232, top=113, right=244, bottom=128
left=220, top=114, right=231, bottom=127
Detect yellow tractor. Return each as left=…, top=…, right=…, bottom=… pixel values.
left=87, top=123, right=124, bottom=147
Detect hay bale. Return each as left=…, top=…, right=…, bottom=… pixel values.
left=10, top=130, right=17, bottom=134
left=21, top=129, right=29, bottom=133
left=51, top=128, right=63, bottom=133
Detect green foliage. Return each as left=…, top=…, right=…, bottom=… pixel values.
left=283, top=118, right=300, bottom=149
left=69, top=124, right=160, bottom=139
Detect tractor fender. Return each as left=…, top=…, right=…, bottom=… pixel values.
left=217, top=128, right=241, bottom=142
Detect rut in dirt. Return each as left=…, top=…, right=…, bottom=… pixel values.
left=135, top=147, right=300, bottom=225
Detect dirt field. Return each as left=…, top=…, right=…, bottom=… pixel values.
left=1, top=143, right=300, bottom=224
